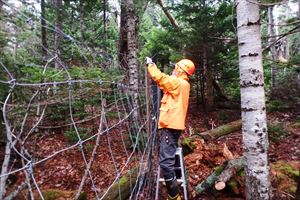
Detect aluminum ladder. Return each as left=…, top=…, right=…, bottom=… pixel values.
left=155, top=147, right=188, bottom=200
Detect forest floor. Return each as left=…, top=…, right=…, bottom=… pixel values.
left=181, top=102, right=300, bottom=200
left=1, top=102, right=300, bottom=200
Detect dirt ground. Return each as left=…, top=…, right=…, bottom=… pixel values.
left=181, top=104, right=300, bottom=200
left=1, top=103, right=300, bottom=200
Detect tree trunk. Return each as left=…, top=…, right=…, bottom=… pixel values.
left=236, top=0, right=271, bottom=199
left=0, top=94, right=14, bottom=200
left=297, top=0, right=300, bottom=52
left=202, top=42, right=214, bottom=112
left=283, top=2, right=291, bottom=60
left=54, top=0, right=62, bottom=69
left=79, top=0, right=85, bottom=46
left=118, top=1, right=128, bottom=69
left=267, top=6, right=277, bottom=89
left=212, top=78, right=229, bottom=101
left=125, top=0, right=139, bottom=118
left=41, top=0, right=47, bottom=58
left=103, top=0, right=108, bottom=67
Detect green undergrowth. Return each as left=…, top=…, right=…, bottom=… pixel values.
left=181, top=138, right=196, bottom=155
left=64, top=127, right=93, bottom=144
left=36, top=189, right=87, bottom=200
left=292, top=117, right=300, bottom=129
left=292, top=122, right=300, bottom=129
left=271, top=161, right=300, bottom=194
left=268, top=122, right=288, bottom=142
left=267, top=100, right=291, bottom=112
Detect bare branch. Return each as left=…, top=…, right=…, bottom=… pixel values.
left=3, top=182, right=27, bottom=200
left=263, top=25, right=300, bottom=52
left=157, top=0, right=179, bottom=28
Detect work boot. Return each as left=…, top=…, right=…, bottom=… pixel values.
left=165, top=178, right=180, bottom=199
left=167, top=193, right=182, bottom=200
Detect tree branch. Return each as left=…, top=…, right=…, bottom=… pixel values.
left=157, top=0, right=179, bottom=28
left=3, top=182, right=27, bottom=200
left=263, top=24, right=300, bottom=52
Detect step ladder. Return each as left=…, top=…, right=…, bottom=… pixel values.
left=155, top=147, right=188, bottom=200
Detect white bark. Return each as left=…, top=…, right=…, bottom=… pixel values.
left=0, top=93, right=13, bottom=199
left=236, top=0, right=271, bottom=199
left=268, top=6, right=278, bottom=88
left=283, top=2, right=290, bottom=60
left=125, top=0, right=139, bottom=118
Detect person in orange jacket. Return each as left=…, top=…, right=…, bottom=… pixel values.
left=146, top=57, right=195, bottom=200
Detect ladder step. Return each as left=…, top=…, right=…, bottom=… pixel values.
left=155, top=147, right=188, bottom=200
left=158, top=178, right=184, bottom=183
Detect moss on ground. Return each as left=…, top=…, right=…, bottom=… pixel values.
left=271, top=161, right=300, bottom=194
left=34, top=189, right=87, bottom=200
left=268, top=122, right=288, bottom=142
left=291, top=122, right=300, bottom=129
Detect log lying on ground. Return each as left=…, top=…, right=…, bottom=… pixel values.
left=214, top=157, right=244, bottom=191
left=192, top=119, right=242, bottom=140
left=100, top=168, right=138, bottom=200
left=181, top=120, right=242, bottom=153
left=195, top=157, right=244, bottom=194
left=196, top=119, right=242, bottom=140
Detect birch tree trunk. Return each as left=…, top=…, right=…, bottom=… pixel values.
left=0, top=94, right=14, bottom=199
left=125, top=0, right=139, bottom=118
left=282, top=3, right=291, bottom=60
left=236, top=0, right=271, bottom=199
left=267, top=6, right=277, bottom=88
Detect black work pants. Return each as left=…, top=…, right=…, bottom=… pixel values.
left=159, top=128, right=181, bottom=180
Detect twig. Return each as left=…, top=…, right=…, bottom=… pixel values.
left=263, top=25, right=300, bottom=52
left=3, top=182, right=27, bottom=200
left=74, top=99, right=105, bottom=199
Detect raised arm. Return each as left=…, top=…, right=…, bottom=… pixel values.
left=147, top=63, right=179, bottom=95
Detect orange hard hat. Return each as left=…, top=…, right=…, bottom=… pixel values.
left=176, top=59, right=195, bottom=76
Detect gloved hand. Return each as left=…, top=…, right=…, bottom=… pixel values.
left=145, top=57, right=154, bottom=66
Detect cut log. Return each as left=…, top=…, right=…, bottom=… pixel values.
left=195, top=163, right=226, bottom=194
left=181, top=120, right=242, bottom=153
left=195, top=157, right=244, bottom=194
left=181, top=120, right=243, bottom=156
left=193, top=119, right=242, bottom=140
left=214, top=157, right=244, bottom=190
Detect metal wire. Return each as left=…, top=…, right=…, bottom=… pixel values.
left=0, top=2, right=159, bottom=199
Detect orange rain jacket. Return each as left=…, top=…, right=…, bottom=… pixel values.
left=147, top=64, right=190, bottom=130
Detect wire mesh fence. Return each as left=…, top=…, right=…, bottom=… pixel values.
left=0, top=1, right=161, bottom=199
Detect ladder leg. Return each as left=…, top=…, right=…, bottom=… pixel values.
left=155, top=166, right=160, bottom=200
left=156, top=148, right=188, bottom=200
left=179, top=148, right=188, bottom=200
